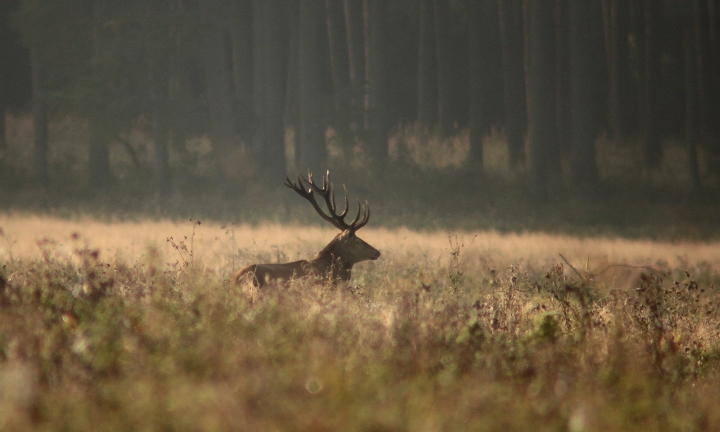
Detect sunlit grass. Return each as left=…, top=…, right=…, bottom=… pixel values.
left=2, top=214, right=720, bottom=276
left=1, top=216, right=720, bottom=430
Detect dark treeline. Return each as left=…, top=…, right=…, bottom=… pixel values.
left=1, top=0, right=719, bottom=202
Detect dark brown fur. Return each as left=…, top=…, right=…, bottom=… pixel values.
left=233, top=171, right=380, bottom=288
left=233, top=230, right=380, bottom=287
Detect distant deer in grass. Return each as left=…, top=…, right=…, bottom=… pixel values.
left=233, top=171, right=380, bottom=288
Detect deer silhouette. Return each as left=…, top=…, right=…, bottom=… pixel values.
left=233, top=171, right=380, bottom=287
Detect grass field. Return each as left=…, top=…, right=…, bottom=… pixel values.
left=1, top=214, right=720, bottom=430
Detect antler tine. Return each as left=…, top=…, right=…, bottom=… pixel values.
left=298, top=170, right=357, bottom=231
left=329, top=184, right=342, bottom=214
left=286, top=172, right=346, bottom=230
left=304, top=170, right=325, bottom=193
left=350, top=201, right=371, bottom=231
left=338, top=185, right=350, bottom=218
left=327, top=184, right=349, bottom=219
left=349, top=199, right=363, bottom=227
left=322, top=172, right=351, bottom=222
left=323, top=171, right=346, bottom=217
left=285, top=175, right=307, bottom=195
left=360, top=201, right=370, bottom=227
left=326, top=175, right=350, bottom=219
left=287, top=170, right=371, bottom=232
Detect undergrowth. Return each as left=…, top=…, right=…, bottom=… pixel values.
left=0, top=233, right=719, bottom=431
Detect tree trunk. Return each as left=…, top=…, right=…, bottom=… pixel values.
left=149, top=52, right=171, bottom=198
left=702, top=0, right=720, bottom=175
left=433, top=0, right=452, bottom=133
left=642, top=0, right=662, bottom=166
left=467, top=0, right=484, bottom=167
left=498, top=0, right=526, bottom=167
left=252, top=0, right=267, bottom=167
left=231, top=0, right=254, bottom=143
left=692, top=0, right=707, bottom=151
left=31, top=47, right=48, bottom=189
left=252, top=0, right=289, bottom=182
left=603, top=0, right=619, bottom=143
left=298, top=0, right=326, bottom=173
left=147, top=0, right=171, bottom=198
left=569, top=0, right=599, bottom=187
left=365, top=0, right=388, bottom=172
left=205, top=1, right=239, bottom=188
left=526, top=1, right=557, bottom=201
left=261, top=0, right=289, bottom=181
left=554, top=0, right=571, bottom=156
left=685, top=4, right=701, bottom=190
left=629, top=0, right=644, bottom=138
left=614, top=0, right=634, bottom=137
left=88, top=0, right=112, bottom=190
left=0, top=42, right=6, bottom=153
left=343, top=0, right=364, bottom=99
left=603, top=0, right=634, bottom=141
left=152, top=101, right=171, bottom=197
left=284, top=0, right=300, bottom=170
left=0, top=109, right=5, bottom=153
left=362, top=0, right=370, bottom=131
left=325, top=0, right=349, bottom=112
left=417, top=0, right=437, bottom=127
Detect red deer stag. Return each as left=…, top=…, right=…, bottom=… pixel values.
left=233, top=171, right=380, bottom=287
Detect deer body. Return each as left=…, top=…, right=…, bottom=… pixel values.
left=233, top=261, right=312, bottom=287
left=234, top=172, right=380, bottom=288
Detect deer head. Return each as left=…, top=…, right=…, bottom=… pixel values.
left=285, top=171, right=380, bottom=280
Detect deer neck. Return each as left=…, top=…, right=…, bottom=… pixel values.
left=311, top=243, right=352, bottom=282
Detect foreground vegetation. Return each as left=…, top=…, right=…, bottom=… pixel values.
left=0, top=221, right=719, bottom=431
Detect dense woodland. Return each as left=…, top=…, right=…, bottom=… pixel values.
left=0, top=0, right=719, bottom=204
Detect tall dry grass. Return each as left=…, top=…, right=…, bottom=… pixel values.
left=2, top=214, right=719, bottom=281
left=0, top=215, right=719, bottom=430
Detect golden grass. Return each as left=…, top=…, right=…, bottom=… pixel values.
left=2, top=213, right=720, bottom=430
left=2, top=214, right=718, bottom=283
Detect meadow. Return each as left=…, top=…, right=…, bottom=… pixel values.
left=0, top=214, right=719, bottom=431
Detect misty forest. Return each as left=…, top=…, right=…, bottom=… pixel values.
left=1, top=0, right=720, bottom=431
left=0, top=0, right=718, bottom=229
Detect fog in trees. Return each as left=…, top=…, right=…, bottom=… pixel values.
left=1, top=0, right=719, bottom=234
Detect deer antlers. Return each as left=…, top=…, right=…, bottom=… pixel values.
left=285, top=170, right=370, bottom=232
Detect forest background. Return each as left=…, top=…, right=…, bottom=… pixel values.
left=0, top=0, right=719, bottom=238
